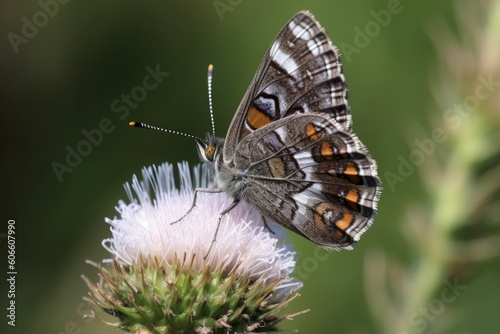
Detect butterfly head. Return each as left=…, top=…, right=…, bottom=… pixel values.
left=195, top=134, right=224, bottom=163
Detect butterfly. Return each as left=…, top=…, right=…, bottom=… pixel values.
left=131, top=10, right=381, bottom=252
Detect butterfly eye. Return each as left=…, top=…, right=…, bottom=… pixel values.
left=205, top=145, right=216, bottom=161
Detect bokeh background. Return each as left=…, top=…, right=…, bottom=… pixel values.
left=1, top=0, right=499, bottom=333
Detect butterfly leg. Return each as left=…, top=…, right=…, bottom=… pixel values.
left=204, top=198, right=240, bottom=260
left=171, top=187, right=223, bottom=225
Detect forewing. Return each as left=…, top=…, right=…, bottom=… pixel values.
left=224, top=11, right=351, bottom=165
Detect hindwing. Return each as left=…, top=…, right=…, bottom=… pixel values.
left=233, top=114, right=380, bottom=249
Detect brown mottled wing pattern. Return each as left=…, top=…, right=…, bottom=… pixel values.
left=234, top=114, right=380, bottom=249
left=223, top=11, right=351, bottom=166
left=222, top=11, right=381, bottom=249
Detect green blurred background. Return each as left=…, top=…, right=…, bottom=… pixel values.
left=2, top=0, right=499, bottom=333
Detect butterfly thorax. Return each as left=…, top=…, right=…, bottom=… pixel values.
left=196, top=134, right=248, bottom=200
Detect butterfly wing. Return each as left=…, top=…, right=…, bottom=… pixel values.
left=234, top=114, right=380, bottom=249
left=224, top=11, right=352, bottom=165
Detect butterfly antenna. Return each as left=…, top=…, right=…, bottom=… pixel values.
left=129, top=121, right=204, bottom=142
left=207, top=64, right=216, bottom=136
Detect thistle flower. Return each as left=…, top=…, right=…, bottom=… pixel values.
left=82, top=162, right=305, bottom=334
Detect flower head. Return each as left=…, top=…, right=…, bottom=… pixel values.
left=83, top=162, right=305, bottom=333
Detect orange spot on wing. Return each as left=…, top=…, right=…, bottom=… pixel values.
left=247, top=107, right=272, bottom=130
left=345, top=189, right=359, bottom=203
left=344, top=162, right=359, bottom=175
left=320, top=141, right=334, bottom=160
left=336, top=213, right=353, bottom=230
left=344, top=162, right=362, bottom=184
left=305, top=123, right=318, bottom=140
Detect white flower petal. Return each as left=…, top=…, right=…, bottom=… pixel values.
left=103, top=162, right=301, bottom=293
